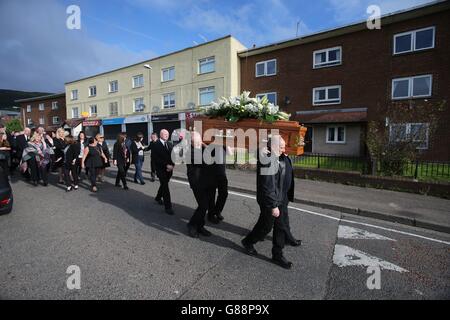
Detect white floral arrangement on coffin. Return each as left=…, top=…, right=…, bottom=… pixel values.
left=199, top=91, right=290, bottom=123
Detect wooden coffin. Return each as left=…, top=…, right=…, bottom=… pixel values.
left=187, top=116, right=307, bottom=155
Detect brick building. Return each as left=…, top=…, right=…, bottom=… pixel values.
left=239, top=1, right=450, bottom=160
left=15, top=93, right=67, bottom=132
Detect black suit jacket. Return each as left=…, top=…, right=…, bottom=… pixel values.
left=151, top=140, right=174, bottom=172
left=64, top=143, right=81, bottom=167
left=15, top=134, right=29, bottom=159
left=113, top=142, right=131, bottom=167
left=256, top=151, right=295, bottom=209
left=130, top=141, right=147, bottom=164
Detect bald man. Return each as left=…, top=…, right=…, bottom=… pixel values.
left=152, top=129, right=175, bottom=215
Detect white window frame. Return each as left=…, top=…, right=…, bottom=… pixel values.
left=89, top=105, right=97, bottom=117
left=132, top=75, right=144, bottom=89
left=256, top=92, right=278, bottom=105
left=393, top=26, right=435, bottom=55
left=134, top=98, right=145, bottom=112
left=391, top=74, right=432, bottom=100
left=161, top=66, right=175, bottom=82
left=71, top=89, right=78, bottom=101
left=72, top=107, right=79, bottom=119
left=39, top=116, right=45, bottom=125
left=27, top=118, right=32, bottom=125
left=51, top=101, right=58, bottom=110
left=389, top=123, right=429, bottom=150
left=313, top=85, right=342, bottom=106
left=26, top=105, right=31, bottom=113
left=162, top=93, right=176, bottom=109
left=199, top=86, right=216, bottom=106
left=52, top=116, right=60, bottom=125
left=313, top=46, right=342, bottom=69
left=38, top=103, right=45, bottom=111
left=109, top=102, right=118, bottom=116
left=255, top=59, right=277, bottom=77
left=88, top=86, right=97, bottom=97
left=326, top=126, right=346, bottom=144
left=198, top=56, right=215, bottom=74
left=109, top=80, right=118, bottom=93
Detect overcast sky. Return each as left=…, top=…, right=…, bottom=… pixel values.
left=0, top=0, right=434, bottom=93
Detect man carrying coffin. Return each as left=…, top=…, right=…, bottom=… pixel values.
left=241, top=134, right=301, bottom=269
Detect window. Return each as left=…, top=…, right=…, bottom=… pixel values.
left=392, top=75, right=432, bottom=99
left=109, top=102, right=118, bottom=116
left=393, top=26, right=435, bottom=54
left=256, top=92, right=277, bottom=105
left=163, top=93, right=176, bottom=108
left=72, top=107, right=79, bottom=118
left=134, top=98, right=144, bottom=112
left=199, top=86, right=215, bottom=106
left=326, top=126, right=346, bottom=144
left=89, top=105, right=97, bottom=117
left=26, top=105, right=31, bottom=113
left=27, top=118, right=32, bottom=125
left=52, top=116, right=60, bottom=125
left=162, top=67, right=175, bottom=82
left=199, top=56, right=215, bottom=74
left=89, top=86, right=97, bottom=97
left=109, top=80, right=118, bottom=93
left=255, top=59, right=277, bottom=77
left=313, top=47, right=342, bottom=68
left=39, top=117, right=45, bottom=125
left=52, top=101, right=58, bottom=110
left=313, top=86, right=341, bottom=105
left=39, top=103, right=45, bottom=111
left=132, top=75, right=144, bottom=88
left=71, top=89, right=78, bottom=100
left=389, top=123, right=429, bottom=149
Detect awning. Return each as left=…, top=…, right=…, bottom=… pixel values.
left=295, top=108, right=367, bottom=124
left=62, top=119, right=83, bottom=128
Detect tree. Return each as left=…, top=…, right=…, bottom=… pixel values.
left=365, top=99, right=447, bottom=176
left=5, top=118, right=23, bottom=133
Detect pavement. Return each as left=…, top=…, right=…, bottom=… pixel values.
left=0, top=166, right=449, bottom=300
left=163, top=166, right=450, bottom=234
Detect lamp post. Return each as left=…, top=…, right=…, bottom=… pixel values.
left=144, top=64, right=152, bottom=141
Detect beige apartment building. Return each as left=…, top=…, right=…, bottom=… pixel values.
left=64, top=35, right=246, bottom=142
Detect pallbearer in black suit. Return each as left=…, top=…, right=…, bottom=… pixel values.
left=241, top=135, right=302, bottom=269
left=152, top=129, right=175, bottom=215
left=207, top=144, right=230, bottom=224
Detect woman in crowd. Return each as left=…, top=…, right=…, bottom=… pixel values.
left=113, top=133, right=131, bottom=190
left=0, top=132, right=11, bottom=179
left=81, top=137, right=106, bottom=192
left=130, top=132, right=146, bottom=185
left=53, top=128, right=67, bottom=184
left=95, top=133, right=110, bottom=183
left=21, top=133, right=54, bottom=186
left=77, top=131, right=87, bottom=179
left=63, top=135, right=80, bottom=192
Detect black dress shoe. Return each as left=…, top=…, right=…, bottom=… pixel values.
left=155, top=198, right=163, bottom=205
left=272, top=256, right=293, bottom=269
left=187, top=224, right=199, bottom=238
left=140, top=181, right=146, bottom=185
left=198, top=227, right=212, bottom=237
left=241, top=239, right=257, bottom=256
left=134, top=179, right=139, bottom=184
left=123, top=185, right=129, bottom=190
left=216, top=213, right=224, bottom=221
left=165, top=208, right=174, bottom=215
left=115, top=184, right=121, bottom=188
left=207, top=214, right=220, bottom=224
left=287, top=239, right=302, bottom=247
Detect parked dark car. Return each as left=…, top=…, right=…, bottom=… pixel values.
left=0, top=167, right=13, bottom=214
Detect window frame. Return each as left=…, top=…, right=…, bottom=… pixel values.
left=132, top=74, right=144, bottom=89
left=109, top=102, right=118, bottom=116
left=393, top=26, right=435, bottom=55
left=89, top=104, right=97, bottom=117
left=71, top=89, right=78, bottom=101
left=38, top=103, right=45, bottom=111
left=161, top=66, right=175, bottom=82
left=162, top=92, right=176, bottom=109
left=326, top=125, right=346, bottom=144
left=27, top=118, right=32, bottom=125
left=198, top=86, right=216, bottom=106
left=72, top=107, right=79, bottom=119
left=389, top=122, right=429, bottom=150
left=134, top=97, right=145, bottom=113
left=52, top=116, right=60, bottom=125
left=255, top=59, right=277, bottom=77
left=198, top=56, right=216, bottom=74
left=391, top=74, right=433, bottom=100
left=26, top=105, right=31, bottom=113
left=312, top=85, right=342, bottom=106
left=256, top=92, right=278, bottom=105
left=88, top=86, right=97, bottom=97
left=51, top=101, right=58, bottom=110
left=313, top=46, right=342, bottom=69
left=109, top=80, right=118, bottom=93
left=39, top=116, right=45, bottom=125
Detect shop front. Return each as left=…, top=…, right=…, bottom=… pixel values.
left=82, top=119, right=102, bottom=138
left=151, top=113, right=184, bottom=139
left=124, top=114, right=150, bottom=143
left=101, top=117, right=125, bottom=144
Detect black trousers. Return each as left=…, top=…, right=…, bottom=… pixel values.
left=88, top=167, right=100, bottom=187
left=155, top=169, right=172, bottom=209
left=189, top=186, right=211, bottom=229
left=244, top=203, right=291, bottom=258
left=208, top=175, right=228, bottom=216
left=28, top=158, right=48, bottom=183
left=115, top=163, right=129, bottom=186
left=64, top=164, right=79, bottom=187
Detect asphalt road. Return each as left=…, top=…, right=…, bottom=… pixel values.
left=0, top=168, right=449, bottom=300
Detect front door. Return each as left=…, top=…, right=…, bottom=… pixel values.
left=304, top=126, right=313, bottom=153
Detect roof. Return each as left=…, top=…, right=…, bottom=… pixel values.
left=15, top=92, right=65, bottom=103
left=62, top=118, right=83, bottom=128
left=295, top=108, right=368, bottom=124
left=65, top=35, right=242, bottom=85
left=238, top=0, right=449, bottom=58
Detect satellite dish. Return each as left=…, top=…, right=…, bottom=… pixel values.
left=152, top=106, right=160, bottom=113
left=187, top=102, right=196, bottom=110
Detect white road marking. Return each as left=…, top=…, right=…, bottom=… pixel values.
left=332, top=245, right=409, bottom=273
left=338, top=225, right=395, bottom=241
left=171, top=179, right=450, bottom=246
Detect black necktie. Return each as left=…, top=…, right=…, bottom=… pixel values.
left=164, top=141, right=168, bottom=150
